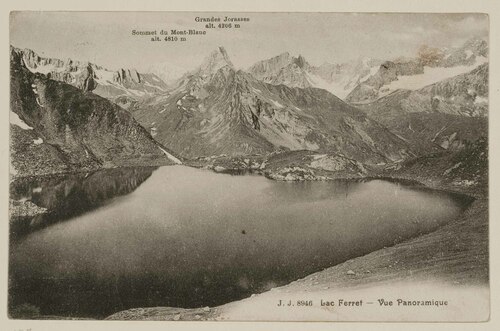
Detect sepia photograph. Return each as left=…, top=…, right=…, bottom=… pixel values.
left=5, top=8, right=493, bottom=324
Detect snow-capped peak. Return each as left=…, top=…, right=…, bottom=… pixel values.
left=248, top=52, right=383, bottom=99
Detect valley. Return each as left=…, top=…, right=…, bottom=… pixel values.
left=8, top=34, right=489, bottom=321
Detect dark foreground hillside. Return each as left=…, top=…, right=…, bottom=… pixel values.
left=10, top=48, right=174, bottom=178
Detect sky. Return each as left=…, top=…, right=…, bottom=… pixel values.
left=10, top=12, right=488, bottom=73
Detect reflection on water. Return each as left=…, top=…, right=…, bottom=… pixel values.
left=10, top=167, right=156, bottom=237
left=9, top=166, right=472, bottom=318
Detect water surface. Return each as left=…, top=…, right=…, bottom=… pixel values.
left=9, top=166, right=471, bottom=318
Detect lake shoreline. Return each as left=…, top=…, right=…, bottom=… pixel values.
left=9, top=157, right=488, bottom=321
left=105, top=171, right=488, bottom=321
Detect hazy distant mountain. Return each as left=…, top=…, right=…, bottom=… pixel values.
left=346, top=38, right=488, bottom=104
left=13, top=47, right=169, bottom=106
left=129, top=47, right=411, bottom=164
left=248, top=53, right=382, bottom=99
left=309, top=58, right=383, bottom=99
left=10, top=47, right=176, bottom=177
left=145, top=62, right=186, bottom=87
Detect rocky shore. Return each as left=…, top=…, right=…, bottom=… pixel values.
left=105, top=151, right=488, bottom=321
left=11, top=146, right=487, bottom=321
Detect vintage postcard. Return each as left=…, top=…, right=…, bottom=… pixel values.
left=4, top=7, right=495, bottom=327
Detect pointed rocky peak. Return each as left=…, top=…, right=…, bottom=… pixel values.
left=293, top=55, right=309, bottom=69
left=199, top=46, right=234, bottom=76
left=10, top=46, right=23, bottom=67
left=277, top=52, right=291, bottom=60
left=115, top=68, right=142, bottom=84
left=268, top=52, right=293, bottom=66
left=261, top=52, right=292, bottom=68
left=217, top=46, right=232, bottom=62
left=248, top=52, right=310, bottom=78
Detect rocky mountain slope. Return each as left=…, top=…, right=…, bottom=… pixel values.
left=10, top=41, right=488, bottom=177
left=346, top=38, right=488, bottom=104
left=393, top=63, right=488, bottom=117
left=389, top=136, right=488, bottom=191
left=248, top=53, right=312, bottom=90
left=356, top=64, right=488, bottom=155
left=10, top=47, right=175, bottom=177
left=248, top=53, right=381, bottom=99
left=130, top=47, right=411, bottom=164
left=13, top=47, right=169, bottom=105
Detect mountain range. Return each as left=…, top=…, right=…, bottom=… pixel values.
left=129, top=47, right=411, bottom=163
left=16, top=47, right=169, bottom=105
left=354, top=61, right=488, bottom=156
left=10, top=47, right=178, bottom=177
left=9, top=37, right=489, bottom=179
left=346, top=37, right=488, bottom=104
left=248, top=52, right=382, bottom=99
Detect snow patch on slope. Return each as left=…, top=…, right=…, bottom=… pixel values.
left=381, top=56, right=488, bottom=96
left=271, top=100, right=284, bottom=108
left=10, top=111, right=33, bottom=130
left=25, top=63, right=58, bottom=75
left=474, top=96, right=488, bottom=104
left=95, top=68, right=116, bottom=84
left=306, top=72, right=354, bottom=99
left=158, top=146, right=182, bottom=164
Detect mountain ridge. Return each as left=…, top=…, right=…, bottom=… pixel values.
left=10, top=42, right=488, bottom=176
left=10, top=47, right=177, bottom=177
left=247, top=52, right=382, bottom=99
left=129, top=47, right=412, bottom=164
left=355, top=63, right=488, bottom=155
left=11, top=46, right=169, bottom=105
left=346, top=37, right=488, bottom=104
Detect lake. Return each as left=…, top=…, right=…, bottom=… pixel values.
left=9, top=166, right=472, bottom=318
